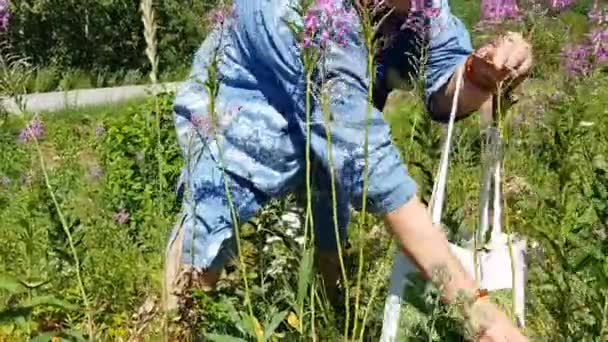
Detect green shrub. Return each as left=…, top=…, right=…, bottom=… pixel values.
left=6, top=0, right=219, bottom=84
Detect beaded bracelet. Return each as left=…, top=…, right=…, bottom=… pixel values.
left=466, top=288, right=491, bottom=339
left=473, top=288, right=490, bottom=303
left=461, top=287, right=490, bottom=320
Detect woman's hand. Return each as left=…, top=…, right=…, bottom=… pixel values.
left=467, top=31, right=533, bottom=93
left=466, top=299, right=529, bottom=342
left=429, top=31, right=533, bottom=122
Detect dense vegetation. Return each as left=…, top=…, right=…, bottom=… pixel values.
left=1, top=0, right=219, bottom=92
left=1, top=0, right=607, bottom=341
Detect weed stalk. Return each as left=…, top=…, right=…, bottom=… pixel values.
left=27, top=121, right=94, bottom=340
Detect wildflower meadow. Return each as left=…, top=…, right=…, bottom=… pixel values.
left=1, top=0, right=608, bottom=341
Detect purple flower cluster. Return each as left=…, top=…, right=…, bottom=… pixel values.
left=113, top=209, right=130, bottom=225
left=549, top=0, right=575, bottom=11
left=192, top=114, right=212, bottom=135
left=21, top=170, right=35, bottom=186
left=561, top=44, right=593, bottom=76
left=95, top=123, right=105, bottom=138
left=561, top=5, right=608, bottom=76
left=206, top=4, right=236, bottom=28
left=135, top=151, right=145, bottom=165
left=0, top=175, right=10, bottom=188
left=89, top=164, right=103, bottom=180
left=410, top=0, right=441, bottom=18
left=409, top=0, right=441, bottom=18
left=301, top=0, right=356, bottom=49
left=589, top=4, right=608, bottom=25
left=0, top=0, right=9, bottom=31
left=589, top=27, right=608, bottom=64
left=398, top=0, right=441, bottom=32
left=480, top=0, right=521, bottom=23
left=19, top=118, right=45, bottom=143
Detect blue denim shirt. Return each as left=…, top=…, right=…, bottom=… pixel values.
left=170, top=0, right=475, bottom=269
left=173, top=0, right=473, bottom=217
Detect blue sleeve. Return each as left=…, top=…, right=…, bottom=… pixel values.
left=424, top=0, right=473, bottom=115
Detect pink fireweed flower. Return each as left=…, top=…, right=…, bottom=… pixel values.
left=480, top=0, right=521, bottom=23
left=301, top=0, right=357, bottom=49
left=589, top=3, right=608, bottom=25
left=192, top=114, right=212, bottom=135
left=94, top=122, right=105, bottom=138
left=399, top=0, right=441, bottom=32
left=114, top=209, right=130, bottom=225
left=89, top=164, right=103, bottom=180
left=135, top=151, right=145, bottom=165
left=206, top=3, right=237, bottom=28
left=596, top=45, right=608, bottom=64
left=21, top=170, right=35, bottom=186
left=561, top=43, right=594, bottom=76
left=588, top=27, right=608, bottom=64
left=549, top=0, right=575, bottom=11
left=0, top=0, right=9, bottom=31
left=19, top=118, right=45, bottom=143
left=0, top=175, right=10, bottom=187
left=409, top=0, right=441, bottom=17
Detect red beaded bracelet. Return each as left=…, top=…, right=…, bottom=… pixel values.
left=473, top=288, right=490, bottom=303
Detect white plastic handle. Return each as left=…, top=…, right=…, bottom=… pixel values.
left=380, top=65, right=465, bottom=342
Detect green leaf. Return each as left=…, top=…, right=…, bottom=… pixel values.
left=206, top=333, right=248, bottom=342
left=577, top=205, right=598, bottom=226
left=296, top=247, right=313, bottom=311
left=592, top=155, right=608, bottom=172
left=63, top=330, right=87, bottom=342
left=20, top=278, right=51, bottom=290
left=30, top=330, right=86, bottom=342
left=0, top=274, right=25, bottom=293
left=225, top=302, right=248, bottom=336
left=0, top=307, right=32, bottom=324
left=572, top=253, right=596, bottom=272
left=30, top=332, right=60, bottom=342
left=29, top=295, right=78, bottom=311
left=14, top=315, right=28, bottom=331
left=239, top=314, right=258, bottom=339
left=263, top=310, right=288, bottom=341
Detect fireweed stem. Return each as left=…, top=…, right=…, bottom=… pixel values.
left=318, top=69, right=351, bottom=340
left=27, top=124, right=93, bottom=340
left=495, top=86, right=519, bottom=323
left=206, top=24, right=256, bottom=325
left=353, top=6, right=376, bottom=338
left=302, top=67, right=316, bottom=334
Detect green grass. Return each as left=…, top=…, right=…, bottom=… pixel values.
left=36, top=99, right=148, bottom=122
left=1, top=1, right=608, bottom=341
left=24, top=66, right=190, bottom=94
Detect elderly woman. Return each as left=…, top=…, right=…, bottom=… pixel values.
left=165, top=0, right=532, bottom=340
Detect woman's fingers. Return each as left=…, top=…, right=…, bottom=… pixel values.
left=488, top=34, right=532, bottom=89
left=514, top=47, right=533, bottom=77
left=496, top=33, right=532, bottom=72
left=492, top=40, right=513, bottom=70
left=507, top=43, right=532, bottom=73
left=470, top=31, right=533, bottom=93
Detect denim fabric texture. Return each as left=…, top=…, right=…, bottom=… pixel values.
left=169, top=0, right=473, bottom=271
